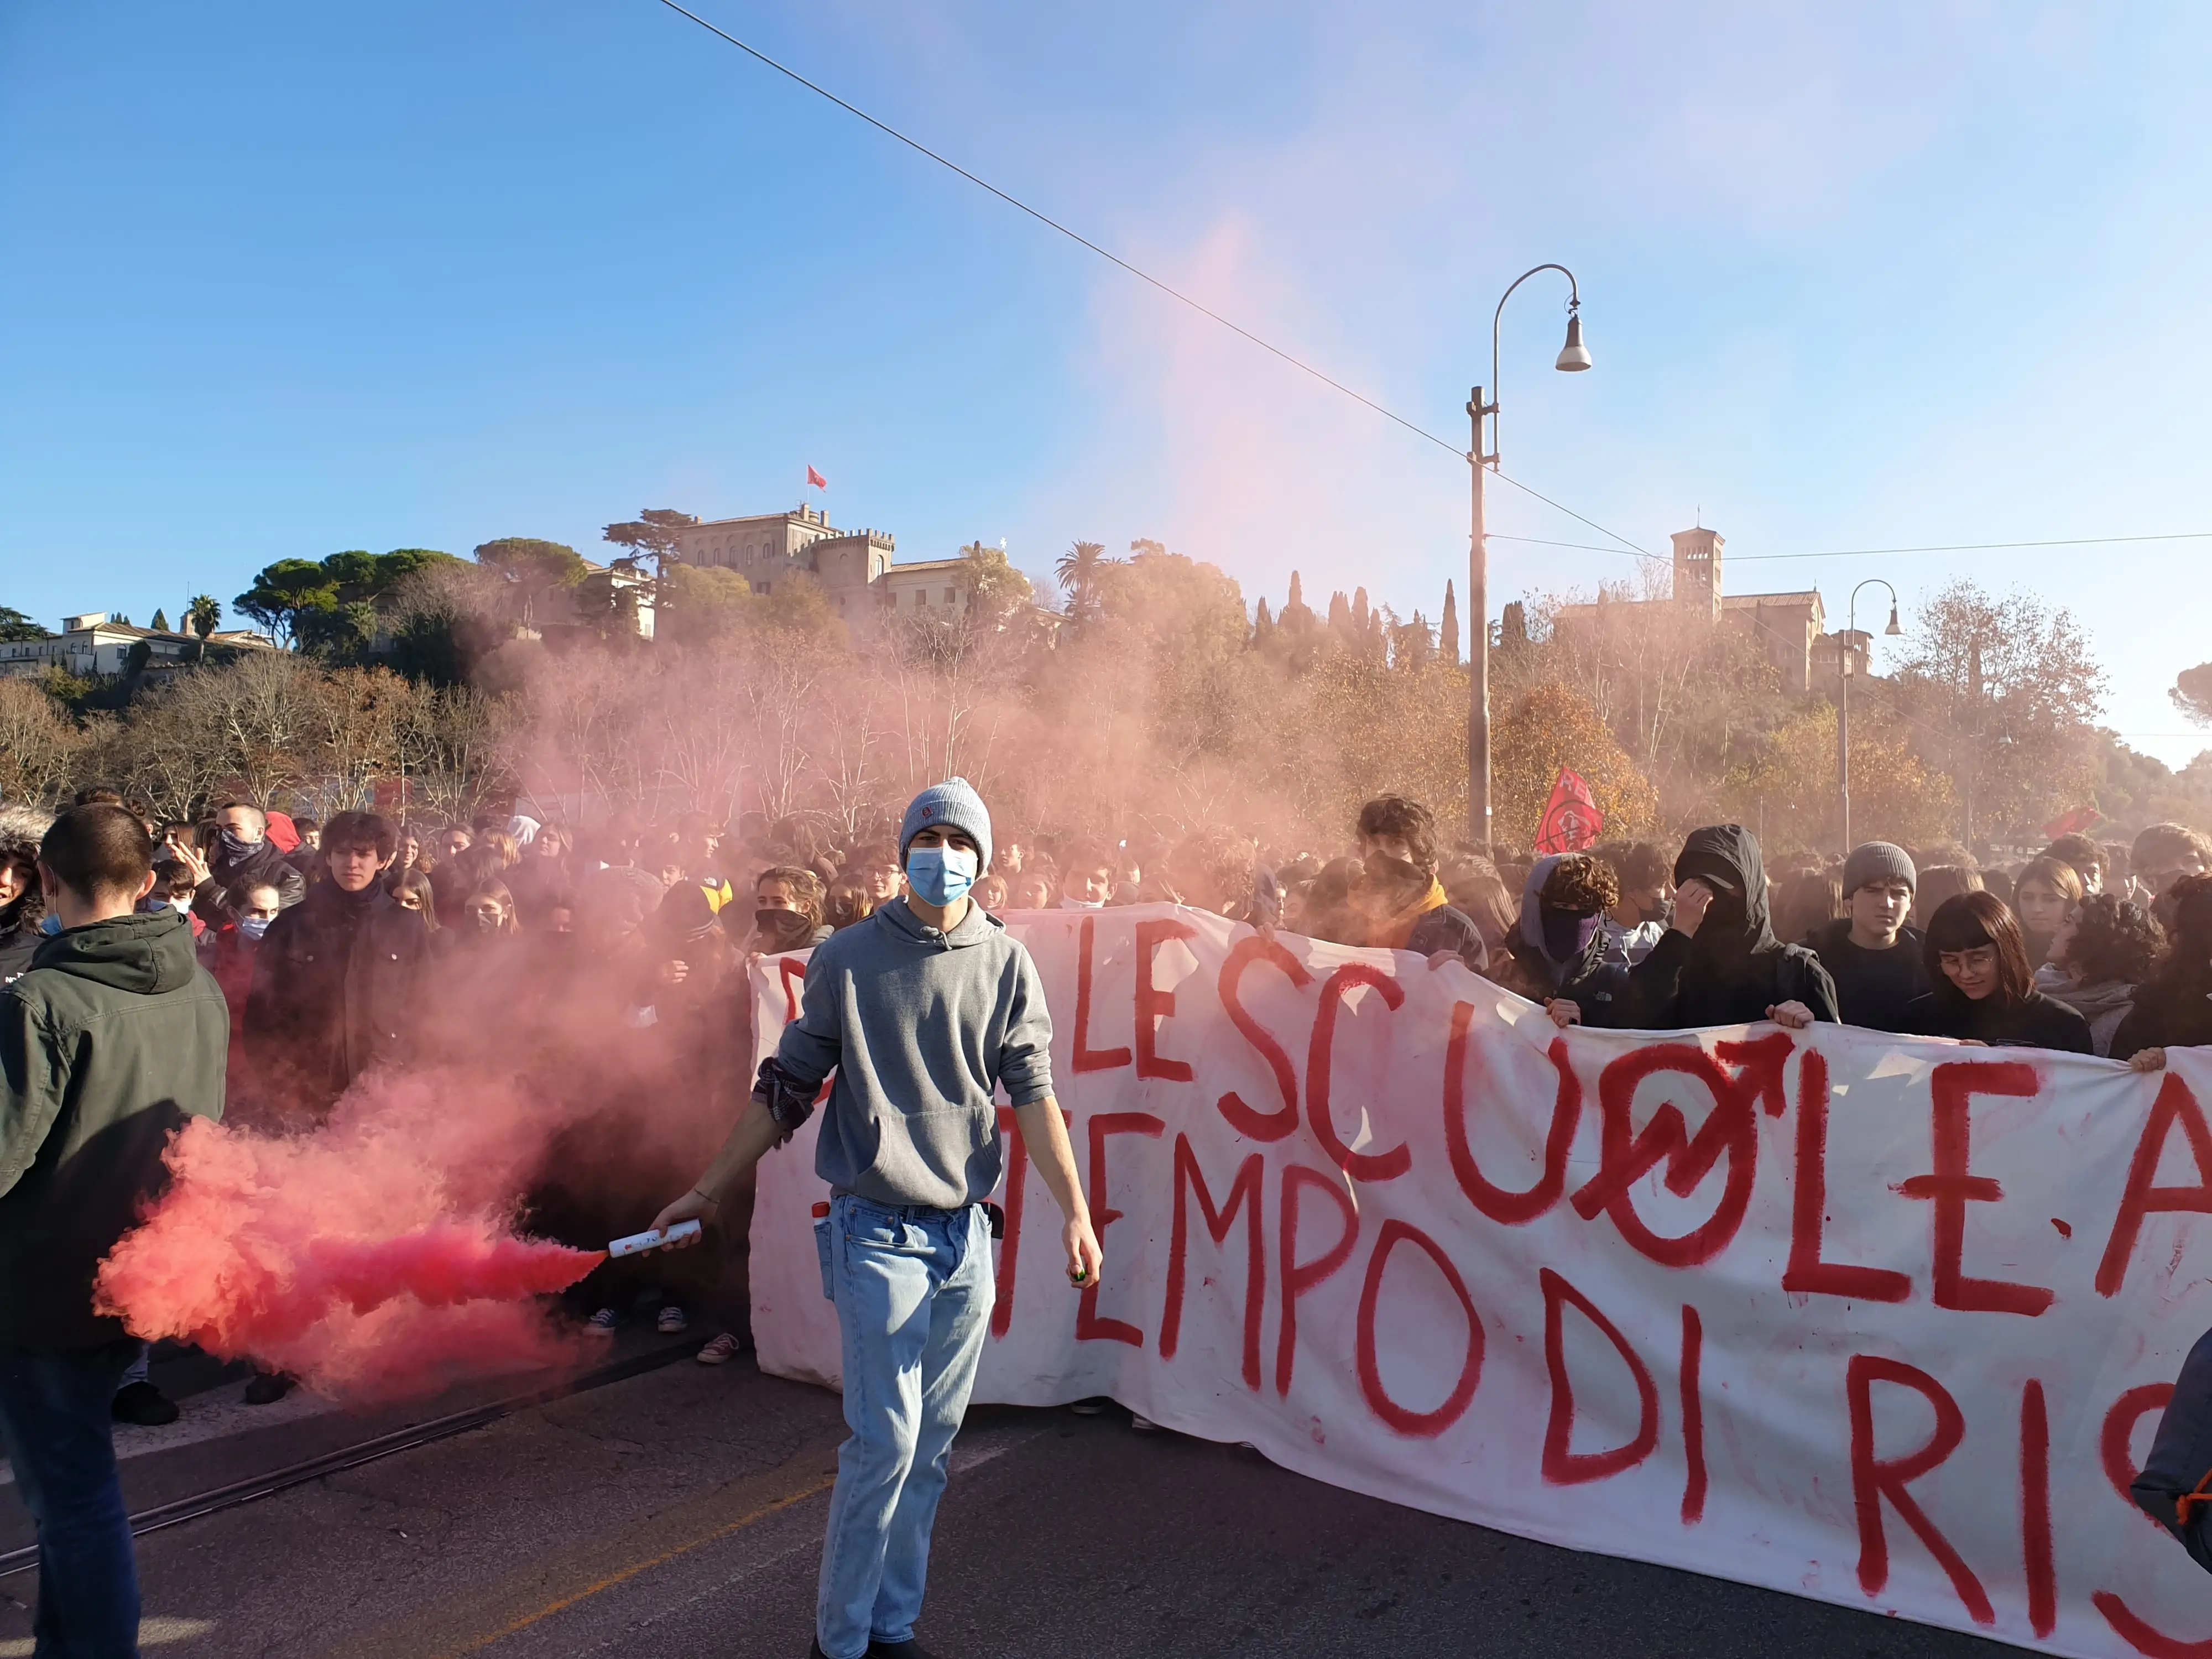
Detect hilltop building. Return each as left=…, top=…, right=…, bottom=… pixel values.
left=668, top=507, right=974, bottom=627
left=1549, top=526, right=1868, bottom=693
left=0, top=613, right=275, bottom=681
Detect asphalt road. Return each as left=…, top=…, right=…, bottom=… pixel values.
left=0, top=1353, right=2024, bottom=1659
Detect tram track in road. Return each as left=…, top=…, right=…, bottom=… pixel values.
left=0, top=1339, right=703, bottom=1578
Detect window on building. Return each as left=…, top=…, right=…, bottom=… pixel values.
left=914, top=589, right=928, bottom=606
left=945, top=588, right=958, bottom=606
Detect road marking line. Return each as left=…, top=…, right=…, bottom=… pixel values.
left=435, top=1472, right=838, bottom=1656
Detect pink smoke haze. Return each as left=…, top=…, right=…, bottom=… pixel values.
left=95, top=1070, right=611, bottom=1399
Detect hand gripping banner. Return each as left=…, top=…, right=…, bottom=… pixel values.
left=748, top=904, right=2212, bottom=1657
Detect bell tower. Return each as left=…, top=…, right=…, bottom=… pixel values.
left=1671, top=526, right=1723, bottom=620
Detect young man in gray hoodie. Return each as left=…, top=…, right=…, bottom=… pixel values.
left=655, top=779, right=1101, bottom=1659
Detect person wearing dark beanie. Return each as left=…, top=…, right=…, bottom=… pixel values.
left=1811, top=841, right=1931, bottom=1032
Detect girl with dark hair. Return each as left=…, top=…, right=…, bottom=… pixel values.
left=2036, top=893, right=2162, bottom=1057
left=1904, top=891, right=2092, bottom=1052
left=2112, top=874, right=2212, bottom=1069
left=0, top=806, right=52, bottom=983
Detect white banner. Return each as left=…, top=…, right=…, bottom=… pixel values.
left=748, top=904, right=2212, bottom=1658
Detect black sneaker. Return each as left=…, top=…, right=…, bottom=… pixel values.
left=243, top=1368, right=294, bottom=1405
left=1068, top=1397, right=1109, bottom=1416
left=111, top=1380, right=179, bottom=1426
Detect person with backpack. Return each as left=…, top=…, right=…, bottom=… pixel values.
left=1626, top=824, right=1839, bottom=1030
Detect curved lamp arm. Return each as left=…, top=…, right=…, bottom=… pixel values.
left=1485, top=263, right=1582, bottom=469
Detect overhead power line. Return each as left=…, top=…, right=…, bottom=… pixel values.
left=1490, top=530, right=2212, bottom=563
left=650, top=0, right=1673, bottom=566
left=651, top=0, right=1463, bottom=461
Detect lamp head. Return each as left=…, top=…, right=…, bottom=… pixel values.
left=1554, top=307, right=1592, bottom=372
left=1885, top=604, right=1902, bottom=637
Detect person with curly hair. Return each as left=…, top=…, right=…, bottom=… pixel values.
left=2036, top=891, right=2162, bottom=1057
left=2113, top=873, right=2212, bottom=1068
left=1503, top=853, right=1632, bottom=1027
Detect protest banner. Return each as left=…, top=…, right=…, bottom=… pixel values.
left=748, top=904, right=2212, bottom=1658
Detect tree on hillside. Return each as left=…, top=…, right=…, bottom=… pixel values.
left=1493, top=681, right=1659, bottom=852
left=2174, top=662, right=2212, bottom=727
left=602, top=509, right=698, bottom=573
left=149, top=609, right=170, bottom=633
left=1890, top=578, right=2105, bottom=844
left=236, top=549, right=459, bottom=656
left=185, top=596, right=221, bottom=639
left=1439, top=581, right=1460, bottom=667
left=1053, top=540, right=1119, bottom=623
left=1720, top=702, right=1955, bottom=853
left=0, top=607, right=49, bottom=642
left=474, top=538, right=589, bottom=625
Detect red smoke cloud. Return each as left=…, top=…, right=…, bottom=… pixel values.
left=96, top=1069, right=609, bottom=1399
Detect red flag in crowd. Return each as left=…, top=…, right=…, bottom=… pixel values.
left=2042, top=805, right=2102, bottom=839
left=1535, top=768, right=1603, bottom=854
left=806, top=465, right=827, bottom=489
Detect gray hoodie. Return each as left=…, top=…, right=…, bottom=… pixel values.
left=775, top=896, right=1055, bottom=1209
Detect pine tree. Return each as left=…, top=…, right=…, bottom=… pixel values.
left=149, top=609, right=169, bottom=632
left=1352, top=587, right=1370, bottom=634
left=1287, top=571, right=1305, bottom=613
left=1440, top=580, right=1460, bottom=666
left=1327, top=590, right=1352, bottom=638
left=1251, top=597, right=1277, bottom=651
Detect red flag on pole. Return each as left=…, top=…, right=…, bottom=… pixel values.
left=806, top=465, right=827, bottom=489
left=2041, top=805, right=2102, bottom=839
left=1535, top=768, right=1603, bottom=854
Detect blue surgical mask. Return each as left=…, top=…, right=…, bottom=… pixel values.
left=238, top=914, right=273, bottom=941
left=905, top=844, right=978, bottom=909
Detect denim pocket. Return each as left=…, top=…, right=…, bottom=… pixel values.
left=813, top=1217, right=836, bottom=1302
left=842, top=1206, right=935, bottom=1256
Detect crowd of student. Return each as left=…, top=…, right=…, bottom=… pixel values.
left=2, top=787, right=2209, bottom=1427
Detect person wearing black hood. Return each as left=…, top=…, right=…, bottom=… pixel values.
left=1627, top=824, right=1839, bottom=1030
left=1501, top=853, right=1632, bottom=1028
left=0, top=805, right=227, bottom=1656
left=0, top=805, right=52, bottom=987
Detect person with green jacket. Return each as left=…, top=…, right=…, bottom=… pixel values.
left=0, top=804, right=228, bottom=1658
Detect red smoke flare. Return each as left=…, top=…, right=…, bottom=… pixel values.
left=96, top=1071, right=610, bottom=1400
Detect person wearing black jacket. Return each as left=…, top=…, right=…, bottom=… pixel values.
left=1627, top=824, right=1840, bottom=1030
left=2112, top=874, right=2212, bottom=1067
left=1811, top=841, right=1931, bottom=1032
left=244, top=808, right=431, bottom=1119
left=1503, top=853, right=1632, bottom=1027
left=0, top=805, right=227, bottom=1656
left=188, top=802, right=305, bottom=927
left=1903, top=890, right=2092, bottom=1053
left=0, top=806, right=50, bottom=987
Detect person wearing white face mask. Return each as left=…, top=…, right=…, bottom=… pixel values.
left=653, top=778, right=1100, bottom=1659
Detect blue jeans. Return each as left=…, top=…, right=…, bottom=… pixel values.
left=0, top=1339, right=142, bottom=1658
left=816, top=1194, right=993, bottom=1659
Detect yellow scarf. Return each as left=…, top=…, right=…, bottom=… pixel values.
left=1359, top=876, right=1449, bottom=950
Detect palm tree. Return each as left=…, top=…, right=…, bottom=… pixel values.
left=185, top=594, right=221, bottom=639
left=1053, top=540, right=1119, bottom=622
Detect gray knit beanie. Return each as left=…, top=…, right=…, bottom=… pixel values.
left=1841, top=841, right=1916, bottom=897
left=900, top=778, right=994, bottom=873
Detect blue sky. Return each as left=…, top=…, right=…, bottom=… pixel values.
left=4, top=2, right=2208, bottom=765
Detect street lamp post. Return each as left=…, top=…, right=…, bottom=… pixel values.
left=1837, top=578, right=1903, bottom=852
left=1469, top=264, right=1590, bottom=850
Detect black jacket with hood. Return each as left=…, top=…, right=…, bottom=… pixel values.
left=0, top=909, right=228, bottom=1347
left=245, top=878, right=432, bottom=1110
left=1502, top=854, right=1632, bottom=1025
left=193, top=833, right=305, bottom=928
left=1627, top=825, right=1840, bottom=1030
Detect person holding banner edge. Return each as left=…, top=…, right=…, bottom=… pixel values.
left=651, top=778, right=1102, bottom=1659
